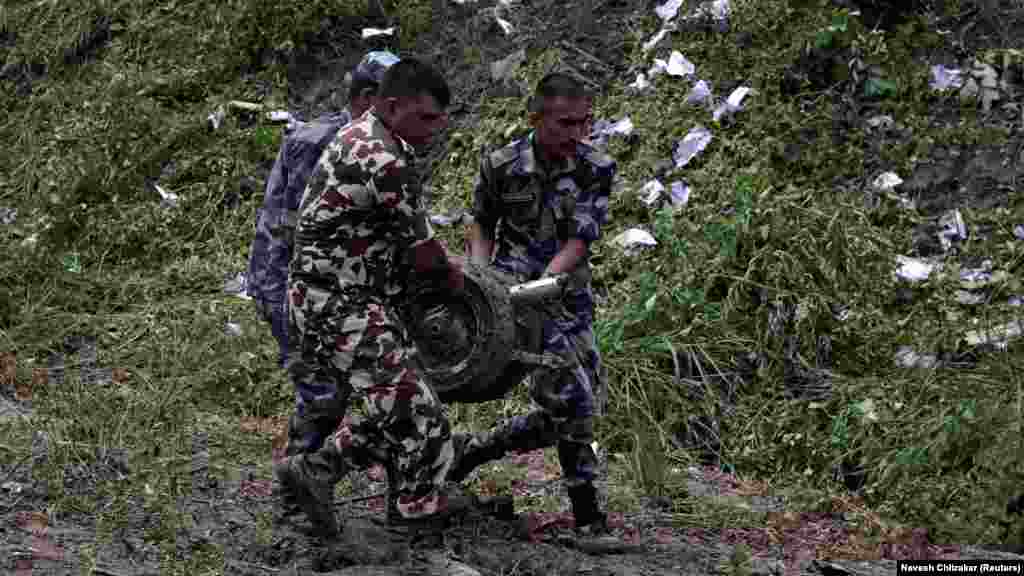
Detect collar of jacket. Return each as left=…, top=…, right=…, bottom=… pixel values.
left=364, top=107, right=417, bottom=159
left=513, top=131, right=578, bottom=179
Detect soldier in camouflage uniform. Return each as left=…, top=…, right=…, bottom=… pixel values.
left=245, top=52, right=399, bottom=459
left=274, top=58, right=472, bottom=537
left=247, top=51, right=399, bottom=373
left=454, top=72, right=615, bottom=533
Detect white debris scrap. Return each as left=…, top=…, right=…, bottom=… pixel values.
left=1014, top=225, right=1024, bottom=240
left=669, top=181, right=690, bottom=207
left=930, top=65, right=963, bottom=91
left=2, top=481, right=23, bottom=494
left=672, top=125, right=713, bottom=169
left=589, top=116, right=634, bottom=149
left=225, top=322, right=242, bottom=337
left=266, top=110, right=294, bottom=124
left=495, top=16, right=514, bottom=35
left=895, top=346, right=939, bottom=369
left=937, top=209, right=967, bottom=251
left=154, top=184, right=179, bottom=208
left=207, top=105, right=226, bottom=130
left=643, top=26, right=673, bottom=53
left=362, top=27, right=395, bottom=39
left=656, top=0, right=685, bottom=21
left=712, top=86, right=751, bottom=121
left=866, top=115, right=894, bottom=130
left=666, top=51, right=696, bottom=77
left=649, top=59, right=668, bottom=78
left=687, top=0, right=730, bottom=21
left=628, top=73, right=651, bottom=92
left=429, top=211, right=469, bottom=226
left=872, top=172, right=903, bottom=192
left=612, top=228, right=658, bottom=255
left=964, top=320, right=1024, bottom=350
left=0, top=207, right=16, bottom=225
left=956, top=290, right=985, bottom=305
left=685, top=80, right=712, bottom=105
left=223, top=272, right=252, bottom=300
left=640, top=180, right=666, bottom=206
left=894, top=255, right=939, bottom=283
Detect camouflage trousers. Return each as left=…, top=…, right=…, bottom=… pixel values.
left=461, top=306, right=607, bottom=488
left=286, top=282, right=456, bottom=518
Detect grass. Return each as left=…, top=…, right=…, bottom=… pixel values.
left=2, top=0, right=1024, bottom=569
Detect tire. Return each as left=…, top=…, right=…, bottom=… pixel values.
left=402, top=261, right=524, bottom=404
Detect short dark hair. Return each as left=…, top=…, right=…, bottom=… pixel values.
left=377, top=58, right=451, bottom=110
left=528, top=72, right=592, bottom=114
left=348, top=76, right=378, bottom=103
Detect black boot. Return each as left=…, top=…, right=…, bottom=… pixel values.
left=446, top=431, right=509, bottom=484
left=274, top=446, right=348, bottom=538
left=568, top=483, right=608, bottom=534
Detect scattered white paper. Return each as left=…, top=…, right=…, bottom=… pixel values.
left=0, top=207, right=16, bottom=225
left=649, top=59, right=668, bottom=78
left=154, top=184, right=179, bottom=208
left=894, top=255, right=938, bottom=283
left=930, top=65, right=963, bottom=91
left=959, top=260, right=993, bottom=287
left=225, top=322, right=242, bottom=337
left=207, top=105, right=226, bottom=131
left=628, top=73, right=651, bottom=92
left=612, top=228, right=658, bottom=255
left=666, top=51, right=696, bottom=77
left=496, top=16, right=514, bottom=35
left=643, top=27, right=672, bottom=52
left=866, top=115, right=894, bottom=129
left=964, top=320, right=1024, bottom=350
left=937, top=209, right=967, bottom=251
left=685, top=80, right=712, bottom=105
left=362, top=27, right=395, bottom=39
left=641, top=180, right=666, bottom=206
left=656, top=0, right=685, bottom=21
left=672, top=125, right=713, bottom=169
left=688, top=0, right=730, bottom=21
left=872, top=172, right=903, bottom=192
left=956, top=290, right=985, bottom=305
left=856, top=398, right=879, bottom=422
left=223, top=272, right=252, bottom=300
left=266, top=110, right=294, bottom=123
left=429, top=211, right=467, bottom=226
left=895, top=346, right=939, bottom=369
left=712, top=86, right=751, bottom=121
left=1014, top=225, right=1024, bottom=240
left=669, top=181, right=690, bottom=207
left=1, top=481, right=23, bottom=494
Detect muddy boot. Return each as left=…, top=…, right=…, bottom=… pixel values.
left=446, top=429, right=519, bottom=484
left=274, top=451, right=345, bottom=538
left=568, top=483, right=608, bottom=535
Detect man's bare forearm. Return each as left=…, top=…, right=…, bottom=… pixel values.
left=468, top=222, right=494, bottom=266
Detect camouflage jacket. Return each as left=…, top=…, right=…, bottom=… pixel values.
left=245, top=110, right=352, bottom=304
left=290, top=110, right=435, bottom=300
left=472, top=133, right=616, bottom=322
